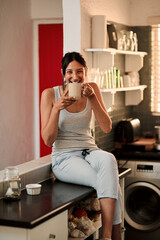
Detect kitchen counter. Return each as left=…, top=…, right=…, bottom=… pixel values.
left=113, top=148, right=160, bottom=161
left=0, top=168, right=131, bottom=229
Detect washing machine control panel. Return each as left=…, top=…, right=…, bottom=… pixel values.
left=119, top=160, right=160, bottom=179
left=135, top=162, right=160, bottom=178
left=137, top=164, right=153, bottom=172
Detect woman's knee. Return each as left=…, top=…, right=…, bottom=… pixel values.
left=99, top=152, right=117, bottom=169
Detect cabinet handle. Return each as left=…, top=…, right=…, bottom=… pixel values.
left=49, top=233, right=56, bottom=239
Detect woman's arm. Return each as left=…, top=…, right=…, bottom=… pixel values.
left=40, top=88, right=75, bottom=147
left=83, top=82, right=112, bottom=134
left=40, top=88, right=60, bottom=147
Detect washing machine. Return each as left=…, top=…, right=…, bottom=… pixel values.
left=119, top=160, right=160, bottom=240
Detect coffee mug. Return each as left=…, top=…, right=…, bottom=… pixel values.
left=68, top=82, right=82, bottom=100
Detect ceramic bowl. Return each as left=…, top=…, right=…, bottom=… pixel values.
left=26, top=184, right=42, bottom=195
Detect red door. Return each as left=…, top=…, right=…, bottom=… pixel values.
left=38, top=24, right=63, bottom=157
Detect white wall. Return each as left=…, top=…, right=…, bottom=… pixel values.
left=30, top=0, right=62, bottom=19
left=130, top=0, right=160, bottom=26
left=62, top=0, right=81, bottom=53
left=81, top=0, right=131, bottom=26
left=80, top=0, right=160, bottom=27
left=0, top=0, right=34, bottom=170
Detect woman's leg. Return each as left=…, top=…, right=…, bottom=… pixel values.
left=53, top=150, right=122, bottom=239
left=85, top=150, right=122, bottom=240
left=100, top=197, right=116, bottom=239
left=100, top=201, right=122, bottom=239
left=52, top=151, right=98, bottom=188
left=111, top=184, right=122, bottom=240
left=112, top=224, right=122, bottom=240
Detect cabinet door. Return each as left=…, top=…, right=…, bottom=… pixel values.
left=27, top=210, right=68, bottom=240
left=0, top=226, right=27, bottom=240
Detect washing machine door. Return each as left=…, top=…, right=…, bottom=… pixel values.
left=125, top=181, right=160, bottom=231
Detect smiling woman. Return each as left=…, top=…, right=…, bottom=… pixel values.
left=40, top=52, right=122, bottom=240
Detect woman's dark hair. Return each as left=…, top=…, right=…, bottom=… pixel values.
left=62, top=52, right=87, bottom=76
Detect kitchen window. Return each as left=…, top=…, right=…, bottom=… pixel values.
left=151, top=24, right=160, bottom=115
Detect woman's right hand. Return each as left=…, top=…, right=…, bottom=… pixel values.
left=53, top=90, right=76, bottom=111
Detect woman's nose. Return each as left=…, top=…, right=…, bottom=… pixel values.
left=72, top=73, right=78, bottom=82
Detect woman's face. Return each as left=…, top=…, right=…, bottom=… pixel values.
left=64, top=60, right=86, bottom=84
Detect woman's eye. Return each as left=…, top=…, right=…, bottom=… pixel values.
left=66, top=71, right=72, bottom=74
left=77, top=70, right=83, bottom=74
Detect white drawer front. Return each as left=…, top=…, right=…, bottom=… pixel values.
left=28, top=210, right=68, bottom=240
left=0, top=226, right=27, bottom=240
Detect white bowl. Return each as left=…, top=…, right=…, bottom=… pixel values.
left=26, top=184, right=42, bottom=195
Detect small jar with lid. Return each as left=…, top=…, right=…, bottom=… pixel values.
left=3, top=166, right=21, bottom=200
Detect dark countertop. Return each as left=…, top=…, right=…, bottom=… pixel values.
left=113, top=149, right=160, bottom=161
left=0, top=168, right=131, bottom=229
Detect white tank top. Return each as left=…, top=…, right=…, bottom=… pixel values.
left=52, top=86, right=98, bottom=158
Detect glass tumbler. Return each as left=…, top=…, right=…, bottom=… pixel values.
left=3, top=166, right=21, bottom=200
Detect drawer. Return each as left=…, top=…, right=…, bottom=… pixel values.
left=0, top=226, right=26, bottom=240
left=27, top=210, right=68, bottom=240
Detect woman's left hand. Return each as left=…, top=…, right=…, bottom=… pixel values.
left=82, top=83, right=95, bottom=98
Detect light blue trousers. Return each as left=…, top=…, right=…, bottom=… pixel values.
left=52, top=149, right=122, bottom=225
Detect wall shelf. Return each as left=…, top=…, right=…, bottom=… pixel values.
left=85, top=48, right=147, bottom=107
left=85, top=48, right=147, bottom=71
left=100, top=85, right=147, bottom=93
left=100, top=85, right=147, bottom=108
left=85, top=48, right=147, bottom=57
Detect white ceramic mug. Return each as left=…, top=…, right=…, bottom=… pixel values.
left=68, top=82, right=82, bottom=100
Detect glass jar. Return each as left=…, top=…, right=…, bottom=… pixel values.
left=3, top=166, right=21, bottom=200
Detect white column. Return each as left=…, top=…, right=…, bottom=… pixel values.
left=62, top=0, right=81, bottom=54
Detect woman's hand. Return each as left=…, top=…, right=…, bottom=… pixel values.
left=53, top=90, right=76, bottom=111
left=82, top=82, right=112, bottom=134
left=82, top=83, right=95, bottom=98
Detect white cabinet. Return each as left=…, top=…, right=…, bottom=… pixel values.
left=85, top=48, right=147, bottom=107
left=0, top=210, right=68, bottom=240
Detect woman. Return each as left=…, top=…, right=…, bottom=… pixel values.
left=41, top=52, right=122, bottom=240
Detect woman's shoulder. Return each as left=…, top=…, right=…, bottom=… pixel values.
left=41, top=87, right=57, bottom=105
left=41, top=85, right=63, bottom=103
left=41, top=87, right=54, bottom=98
